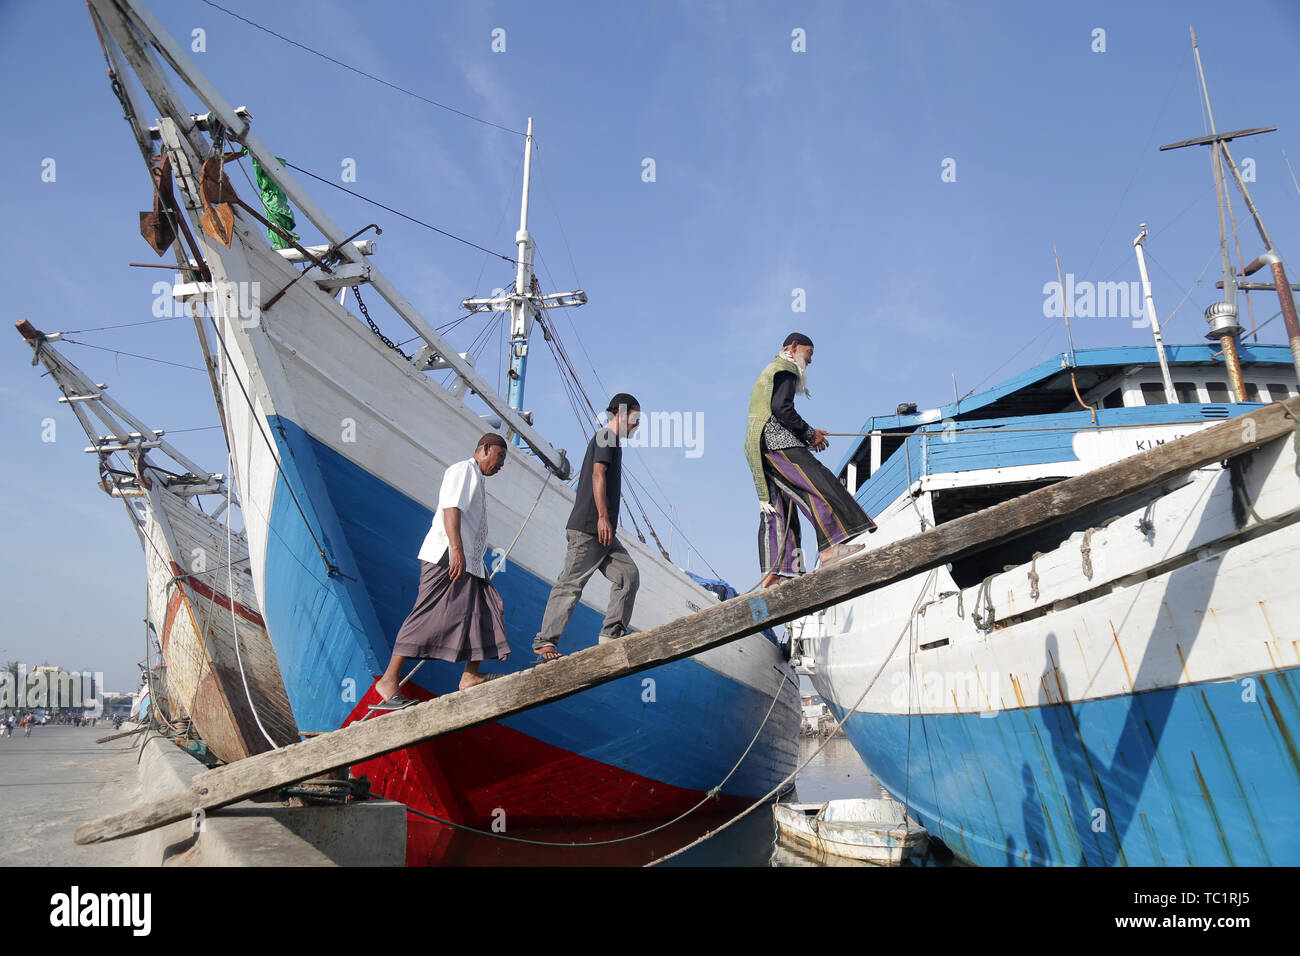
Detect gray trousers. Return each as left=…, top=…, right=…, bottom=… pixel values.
left=534, top=530, right=640, bottom=649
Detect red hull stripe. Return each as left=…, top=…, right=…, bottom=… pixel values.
left=168, top=560, right=266, bottom=627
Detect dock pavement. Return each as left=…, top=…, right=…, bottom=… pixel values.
left=0, top=724, right=145, bottom=866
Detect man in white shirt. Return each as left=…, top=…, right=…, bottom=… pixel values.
left=371, top=433, right=510, bottom=709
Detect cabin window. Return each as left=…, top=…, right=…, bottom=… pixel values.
left=1101, top=388, right=1124, bottom=409
left=1140, top=382, right=1169, bottom=405
left=1174, top=381, right=1199, bottom=403
left=1205, top=382, right=1230, bottom=403
left=1244, top=383, right=1261, bottom=402
left=1268, top=383, right=1295, bottom=401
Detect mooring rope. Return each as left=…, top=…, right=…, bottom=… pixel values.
left=224, top=456, right=280, bottom=750
left=397, top=666, right=795, bottom=848
left=645, top=573, right=938, bottom=866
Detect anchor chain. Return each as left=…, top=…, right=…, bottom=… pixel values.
left=353, top=285, right=409, bottom=359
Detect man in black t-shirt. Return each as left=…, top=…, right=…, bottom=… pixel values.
left=533, top=394, right=642, bottom=659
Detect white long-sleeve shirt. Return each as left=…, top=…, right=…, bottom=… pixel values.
left=416, top=458, right=489, bottom=577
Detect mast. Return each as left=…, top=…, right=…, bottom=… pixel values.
left=1190, top=26, right=1242, bottom=400
left=1191, top=27, right=1246, bottom=402
left=15, top=320, right=226, bottom=500
left=1162, top=27, right=1300, bottom=394
left=509, top=119, right=537, bottom=418
left=1133, top=224, right=1178, bottom=404
left=1052, top=246, right=1079, bottom=366
left=462, top=118, right=586, bottom=444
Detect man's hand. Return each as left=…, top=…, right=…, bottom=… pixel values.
left=597, top=515, right=614, bottom=547
left=809, top=428, right=830, bottom=452
left=443, top=507, right=466, bottom=581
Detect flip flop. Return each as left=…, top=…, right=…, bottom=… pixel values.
left=532, top=645, right=564, bottom=664
left=367, top=694, right=418, bottom=712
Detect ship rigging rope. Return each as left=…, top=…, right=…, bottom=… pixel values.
left=62, top=316, right=183, bottom=334
left=960, top=178, right=1216, bottom=404
left=59, top=338, right=207, bottom=373
left=224, top=454, right=280, bottom=750
left=462, top=254, right=676, bottom=559
left=646, top=573, right=940, bottom=866
left=1154, top=247, right=1220, bottom=332
left=1031, top=46, right=1270, bottom=372
left=529, top=292, right=680, bottom=564
left=395, top=311, right=478, bottom=349
left=197, top=0, right=525, bottom=136
left=280, top=161, right=517, bottom=263
left=540, top=243, right=702, bottom=556
left=397, top=667, right=796, bottom=849
left=826, top=418, right=1241, bottom=439
left=1077, top=47, right=1190, bottom=282
left=489, top=472, right=553, bottom=580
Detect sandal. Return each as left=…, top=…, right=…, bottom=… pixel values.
left=532, top=644, right=564, bottom=663
left=368, top=693, right=418, bottom=712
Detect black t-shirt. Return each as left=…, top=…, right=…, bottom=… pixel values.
left=567, top=426, right=622, bottom=534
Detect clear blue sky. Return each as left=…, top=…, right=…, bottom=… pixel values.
left=3, top=0, right=1299, bottom=691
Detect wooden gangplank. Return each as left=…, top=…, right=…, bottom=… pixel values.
left=75, top=398, right=1300, bottom=844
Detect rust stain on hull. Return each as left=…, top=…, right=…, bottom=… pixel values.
left=1257, top=600, right=1278, bottom=640
left=1010, top=674, right=1027, bottom=709
left=1109, top=621, right=1133, bottom=690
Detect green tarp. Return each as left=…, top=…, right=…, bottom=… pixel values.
left=248, top=152, right=299, bottom=250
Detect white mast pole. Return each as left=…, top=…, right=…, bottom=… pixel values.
left=1133, top=224, right=1178, bottom=404
left=507, top=119, right=536, bottom=419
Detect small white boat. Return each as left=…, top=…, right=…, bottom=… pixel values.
left=774, top=798, right=928, bottom=865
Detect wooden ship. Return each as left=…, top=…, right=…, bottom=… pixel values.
left=18, top=320, right=298, bottom=762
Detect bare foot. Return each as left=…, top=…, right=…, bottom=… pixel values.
left=374, top=677, right=399, bottom=701
left=819, top=542, right=864, bottom=566
left=459, top=672, right=486, bottom=690
left=758, top=573, right=781, bottom=589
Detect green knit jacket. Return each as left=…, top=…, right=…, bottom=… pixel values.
left=744, top=355, right=800, bottom=505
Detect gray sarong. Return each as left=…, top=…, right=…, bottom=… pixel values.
left=392, top=554, right=510, bottom=663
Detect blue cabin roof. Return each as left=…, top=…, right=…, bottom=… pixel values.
left=836, top=343, right=1296, bottom=475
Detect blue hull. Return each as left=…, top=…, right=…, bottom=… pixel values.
left=254, top=416, right=799, bottom=816
left=830, top=667, right=1300, bottom=866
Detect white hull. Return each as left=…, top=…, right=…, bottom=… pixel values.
left=812, top=427, right=1300, bottom=721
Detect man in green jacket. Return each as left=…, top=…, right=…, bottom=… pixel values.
left=745, top=333, right=876, bottom=589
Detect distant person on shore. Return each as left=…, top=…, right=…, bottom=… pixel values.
left=532, top=394, right=642, bottom=660
left=370, top=433, right=512, bottom=711
left=745, top=333, right=877, bottom=589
